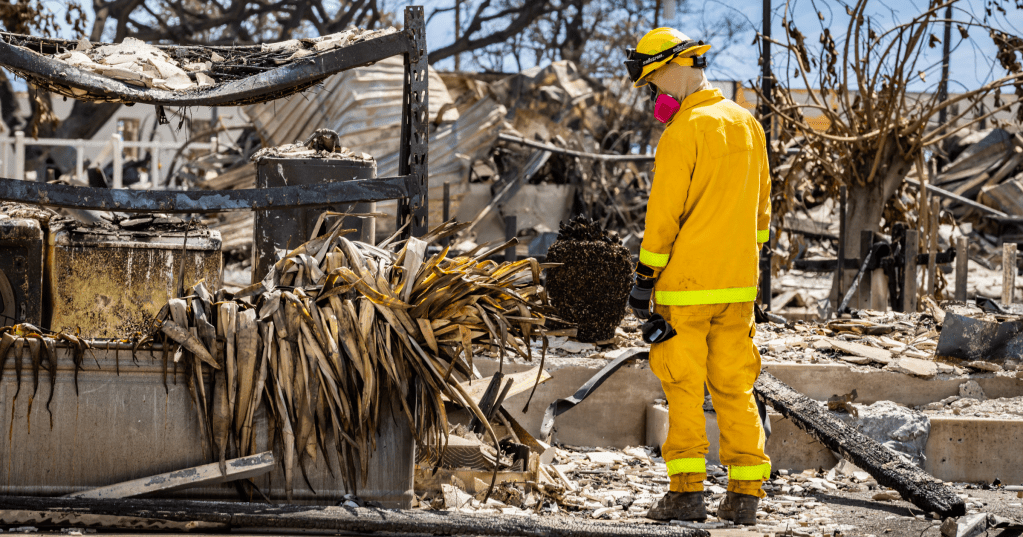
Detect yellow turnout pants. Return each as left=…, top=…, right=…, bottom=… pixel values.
left=649, top=302, right=770, bottom=498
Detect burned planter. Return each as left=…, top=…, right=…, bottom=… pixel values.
left=544, top=216, right=632, bottom=342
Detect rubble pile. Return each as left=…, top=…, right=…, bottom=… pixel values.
left=415, top=443, right=960, bottom=536
left=755, top=305, right=1023, bottom=378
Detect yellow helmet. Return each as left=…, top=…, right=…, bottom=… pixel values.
left=625, top=28, right=711, bottom=88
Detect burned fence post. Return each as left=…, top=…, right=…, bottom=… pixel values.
left=926, top=198, right=939, bottom=297
left=858, top=230, right=874, bottom=309
left=956, top=237, right=968, bottom=301
left=904, top=229, right=919, bottom=312
left=836, top=185, right=847, bottom=303
left=1003, top=242, right=1017, bottom=305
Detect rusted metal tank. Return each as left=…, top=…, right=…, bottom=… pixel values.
left=47, top=223, right=222, bottom=339
left=0, top=217, right=44, bottom=326
left=0, top=346, right=414, bottom=507
left=253, top=156, right=377, bottom=283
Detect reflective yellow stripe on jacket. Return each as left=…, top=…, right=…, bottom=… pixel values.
left=655, top=287, right=758, bottom=306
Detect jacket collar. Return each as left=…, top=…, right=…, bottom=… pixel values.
left=678, top=88, right=723, bottom=113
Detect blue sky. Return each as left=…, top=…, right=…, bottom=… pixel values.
left=420, top=0, right=1023, bottom=94
left=14, top=0, right=1023, bottom=95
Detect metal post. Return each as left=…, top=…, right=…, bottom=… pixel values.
left=760, top=0, right=774, bottom=311
left=858, top=230, right=874, bottom=310
left=955, top=237, right=968, bottom=301
left=904, top=230, right=919, bottom=313
left=761, top=0, right=773, bottom=141
left=76, top=140, right=85, bottom=183
left=1002, top=242, right=1016, bottom=305
left=396, top=6, right=429, bottom=238
left=112, top=133, right=123, bottom=189
left=14, top=130, right=25, bottom=181
left=504, top=215, right=516, bottom=263
left=836, top=185, right=847, bottom=301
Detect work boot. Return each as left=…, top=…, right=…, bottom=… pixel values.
left=716, top=491, right=760, bottom=525
left=645, top=491, right=707, bottom=521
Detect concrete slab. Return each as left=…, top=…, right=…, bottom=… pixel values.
left=924, top=417, right=1023, bottom=484
left=762, top=363, right=1022, bottom=407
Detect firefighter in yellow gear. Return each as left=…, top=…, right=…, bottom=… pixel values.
left=623, top=27, right=772, bottom=525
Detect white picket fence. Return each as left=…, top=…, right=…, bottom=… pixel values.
left=0, top=131, right=214, bottom=188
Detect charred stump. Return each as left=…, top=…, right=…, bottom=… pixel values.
left=545, top=216, right=632, bottom=343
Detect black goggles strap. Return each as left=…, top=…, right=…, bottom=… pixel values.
left=625, top=40, right=703, bottom=82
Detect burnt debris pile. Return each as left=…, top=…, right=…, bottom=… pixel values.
left=545, top=216, right=632, bottom=343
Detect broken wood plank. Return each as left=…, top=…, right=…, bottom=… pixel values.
left=64, top=451, right=275, bottom=499
left=827, top=338, right=893, bottom=365
left=754, top=373, right=966, bottom=518
left=0, top=495, right=712, bottom=536
left=453, top=365, right=552, bottom=404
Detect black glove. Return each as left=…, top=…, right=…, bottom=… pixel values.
left=629, top=284, right=652, bottom=320
left=629, top=262, right=656, bottom=320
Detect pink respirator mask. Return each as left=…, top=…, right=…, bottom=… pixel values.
left=653, top=93, right=681, bottom=124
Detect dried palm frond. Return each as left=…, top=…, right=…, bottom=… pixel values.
left=150, top=218, right=555, bottom=500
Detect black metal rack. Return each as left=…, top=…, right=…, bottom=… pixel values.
left=0, top=5, right=429, bottom=238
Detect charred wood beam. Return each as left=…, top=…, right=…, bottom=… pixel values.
left=754, top=372, right=966, bottom=518
left=0, top=495, right=711, bottom=537
left=0, top=175, right=411, bottom=213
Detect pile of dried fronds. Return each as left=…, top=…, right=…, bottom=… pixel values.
left=147, top=217, right=553, bottom=499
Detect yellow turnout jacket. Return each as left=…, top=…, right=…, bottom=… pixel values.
left=639, top=88, right=771, bottom=306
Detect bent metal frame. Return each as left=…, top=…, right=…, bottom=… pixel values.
left=0, top=6, right=430, bottom=239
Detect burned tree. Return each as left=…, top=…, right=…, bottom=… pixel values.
left=757, top=0, right=1023, bottom=299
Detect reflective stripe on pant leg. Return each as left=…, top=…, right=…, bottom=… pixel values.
left=666, top=457, right=706, bottom=476
left=728, top=463, right=771, bottom=481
